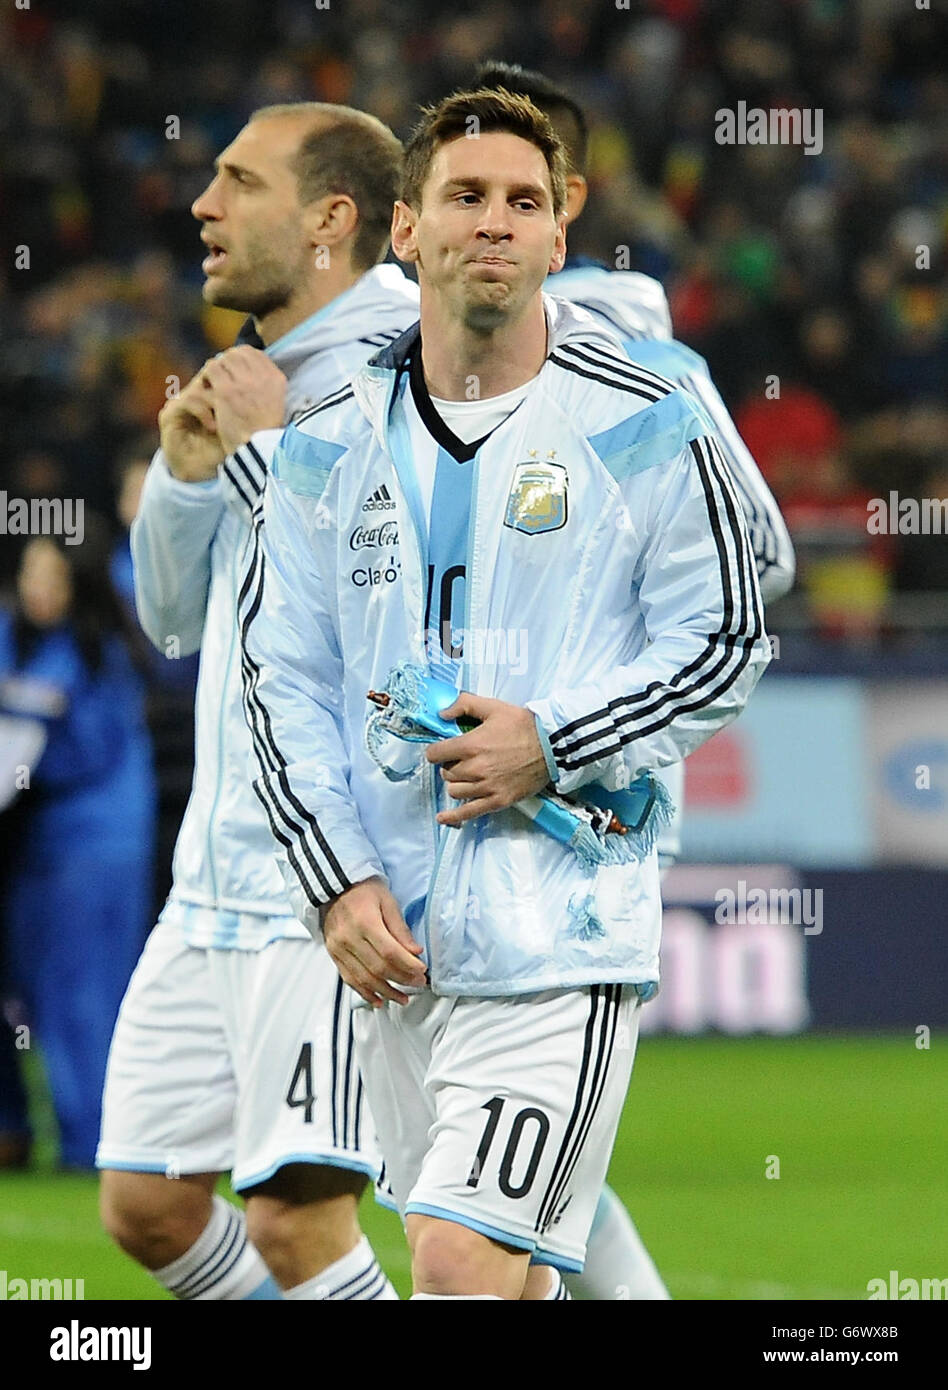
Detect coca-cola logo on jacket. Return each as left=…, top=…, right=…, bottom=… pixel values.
left=349, top=520, right=399, bottom=551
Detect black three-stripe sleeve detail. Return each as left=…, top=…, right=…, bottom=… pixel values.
left=237, top=505, right=352, bottom=904
left=358, top=330, right=402, bottom=347
left=550, top=352, right=665, bottom=403
left=238, top=548, right=343, bottom=903
left=231, top=448, right=264, bottom=493
left=239, top=502, right=353, bottom=899
left=678, top=368, right=785, bottom=572
left=556, top=341, right=676, bottom=400
left=548, top=435, right=762, bottom=772
left=221, top=443, right=267, bottom=515
left=292, top=388, right=354, bottom=427
left=221, top=458, right=256, bottom=512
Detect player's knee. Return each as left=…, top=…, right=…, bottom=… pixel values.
left=99, top=1170, right=214, bottom=1270
left=411, top=1218, right=513, bottom=1295
left=244, top=1163, right=366, bottom=1269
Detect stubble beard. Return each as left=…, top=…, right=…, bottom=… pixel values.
left=460, top=277, right=517, bottom=335
left=203, top=265, right=296, bottom=321
left=202, top=226, right=306, bottom=320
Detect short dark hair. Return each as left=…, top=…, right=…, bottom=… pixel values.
left=402, top=87, right=567, bottom=215
left=473, top=62, right=588, bottom=175
left=251, top=103, right=403, bottom=271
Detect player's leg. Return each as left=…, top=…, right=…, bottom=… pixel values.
left=405, top=1213, right=530, bottom=1298
left=100, top=1168, right=218, bottom=1270
left=98, top=919, right=281, bottom=1299
left=566, top=1185, right=670, bottom=1299
left=567, top=769, right=683, bottom=1300
left=359, top=984, right=640, bottom=1299
left=522, top=1264, right=572, bottom=1299
left=101, top=1172, right=282, bottom=1301
left=244, top=1163, right=393, bottom=1299
left=228, top=935, right=396, bottom=1298
left=358, top=992, right=535, bottom=1298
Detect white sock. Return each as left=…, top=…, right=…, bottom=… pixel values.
left=410, top=1293, right=503, bottom=1300
left=541, top=1269, right=572, bottom=1300
left=566, top=1186, right=670, bottom=1300
left=153, top=1195, right=282, bottom=1300
left=285, top=1236, right=397, bottom=1300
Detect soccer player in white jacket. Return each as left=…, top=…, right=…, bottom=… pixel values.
left=241, top=89, right=772, bottom=1299
left=475, top=60, right=797, bottom=1301
left=96, top=105, right=418, bottom=1300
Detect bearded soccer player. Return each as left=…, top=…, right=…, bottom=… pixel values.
left=241, top=89, right=771, bottom=1299
left=97, top=104, right=417, bottom=1300
left=473, top=60, right=796, bottom=1301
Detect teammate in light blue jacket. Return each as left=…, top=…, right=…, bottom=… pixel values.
left=242, top=88, right=771, bottom=1297
left=98, top=104, right=416, bottom=1301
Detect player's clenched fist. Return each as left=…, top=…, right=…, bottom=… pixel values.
left=321, top=876, right=427, bottom=1008
left=158, top=364, right=226, bottom=483
left=199, top=345, right=287, bottom=456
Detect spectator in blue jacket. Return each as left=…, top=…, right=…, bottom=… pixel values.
left=0, top=519, right=155, bottom=1169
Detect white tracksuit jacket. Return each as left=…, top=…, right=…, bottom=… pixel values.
left=130, top=264, right=419, bottom=946
left=240, top=296, right=772, bottom=993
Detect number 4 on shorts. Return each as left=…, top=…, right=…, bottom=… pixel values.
left=286, top=1041, right=315, bottom=1123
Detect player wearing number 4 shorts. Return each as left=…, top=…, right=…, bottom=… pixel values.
left=96, top=104, right=419, bottom=1300
left=241, top=88, right=772, bottom=1298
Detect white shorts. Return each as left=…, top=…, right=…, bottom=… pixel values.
left=354, top=984, right=639, bottom=1273
left=96, top=918, right=380, bottom=1191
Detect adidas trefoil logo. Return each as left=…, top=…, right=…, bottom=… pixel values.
left=362, top=484, right=395, bottom=513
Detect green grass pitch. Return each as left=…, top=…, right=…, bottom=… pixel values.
left=2, top=1036, right=944, bottom=1300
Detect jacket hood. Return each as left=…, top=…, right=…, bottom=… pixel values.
left=547, top=265, right=672, bottom=342
left=237, top=264, right=420, bottom=379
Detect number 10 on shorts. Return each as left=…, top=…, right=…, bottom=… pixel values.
left=466, top=1097, right=551, bottom=1198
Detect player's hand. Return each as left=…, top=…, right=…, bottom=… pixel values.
left=158, top=365, right=226, bottom=482
left=199, top=345, right=287, bottom=456
left=321, top=876, right=427, bottom=1008
left=426, top=693, right=549, bottom=826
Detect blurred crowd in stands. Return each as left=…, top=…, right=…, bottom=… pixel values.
left=1, top=0, right=946, bottom=644
left=0, top=1, right=946, bottom=1161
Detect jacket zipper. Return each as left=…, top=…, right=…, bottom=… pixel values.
left=384, top=391, right=439, bottom=970
left=422, top=446, right=483, bottom=962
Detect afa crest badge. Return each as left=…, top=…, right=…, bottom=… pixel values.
left=504, top=459, right=568, bottom=536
